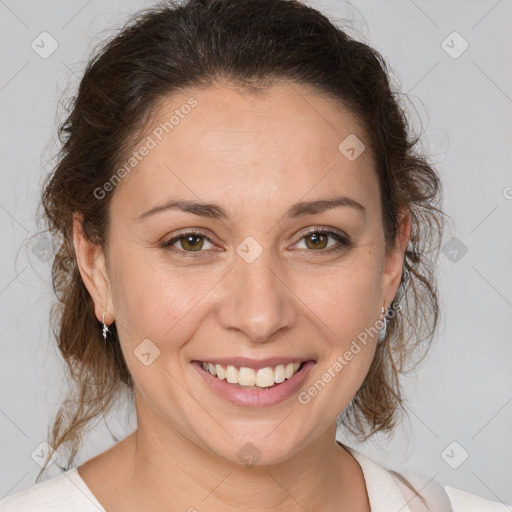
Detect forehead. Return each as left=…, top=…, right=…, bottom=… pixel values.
left=111, top=82, right=378, bottom=220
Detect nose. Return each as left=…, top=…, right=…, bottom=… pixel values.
left=216, top=242, right=297, bottom=343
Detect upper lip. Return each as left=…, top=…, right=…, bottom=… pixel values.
left=193, top=357, right=315, bottom=370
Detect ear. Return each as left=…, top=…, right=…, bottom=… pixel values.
left=72, top=213, right=115, bottom=325
left=381, top=207, right=411, bottom=306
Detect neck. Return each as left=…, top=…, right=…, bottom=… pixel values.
left=117, top=412, right=369, bottom=511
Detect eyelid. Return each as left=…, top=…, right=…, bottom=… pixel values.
left=162, top=227, right=216, bottom=245
left=292, top=226, right=348, bottom=244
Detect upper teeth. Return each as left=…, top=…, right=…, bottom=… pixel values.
left=201, top=362, right=302, bottom=388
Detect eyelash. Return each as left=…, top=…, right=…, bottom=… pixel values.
left=160, top=227, right=351, bottom=258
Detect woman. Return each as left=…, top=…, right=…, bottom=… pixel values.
left=0, top=0, right=508, bottom=510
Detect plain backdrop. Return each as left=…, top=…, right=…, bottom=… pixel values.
left=1, top=0, right=511, bottom=506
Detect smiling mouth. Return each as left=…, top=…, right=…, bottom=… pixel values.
left=197, top=360, right=308, bottom=389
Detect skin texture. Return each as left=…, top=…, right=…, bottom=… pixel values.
left=73, top=81, right=411, bottom=512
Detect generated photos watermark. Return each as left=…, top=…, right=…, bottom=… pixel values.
left=93, top=97, right=198, bottom=200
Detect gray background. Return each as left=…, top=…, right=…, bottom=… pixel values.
left=1, top=0, right=511, bottom=506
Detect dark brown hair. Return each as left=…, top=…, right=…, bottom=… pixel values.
left=37, top=0, right=445, bottom=488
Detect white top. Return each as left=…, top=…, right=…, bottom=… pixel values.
left=1, top=445, right=509, bottom=511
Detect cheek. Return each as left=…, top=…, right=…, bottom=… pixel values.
left=291, top=255, right=382, bottom=336
left=109, top=250, right=213, bottom=347
left=299, top=267, right=380, bottom=410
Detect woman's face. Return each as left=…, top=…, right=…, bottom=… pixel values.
left=78, top=81, right=409, bottom=465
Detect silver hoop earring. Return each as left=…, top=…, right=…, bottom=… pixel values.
left=102, top=311, right=111, bottom=342
left=378, top=305, right=387, bottom=343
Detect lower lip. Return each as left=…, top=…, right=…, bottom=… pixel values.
left=191, top=361, right=316, bottom=408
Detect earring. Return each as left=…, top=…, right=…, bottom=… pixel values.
left=378, top=305, right=387, bottom=343
left=102, top=311, right=111, bottom=343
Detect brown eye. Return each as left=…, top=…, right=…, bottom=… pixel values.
left=178, top=234, right=206, bottom=251
left=294, top=229, right=351, bottom=253
left=162, top=231, right=215, bottom=255
left=304, top=232, right=329, bottom=250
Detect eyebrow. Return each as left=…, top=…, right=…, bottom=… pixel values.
left=135, top=195, right=366, bottom=222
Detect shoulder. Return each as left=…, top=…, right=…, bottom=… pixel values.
left=392, top=468, right=510, bottom=511
left=391, top=469, right=510, bottom=511
left=340, top=442, right=510, bottom=512
left=0, top=467, right=105, bottom=512
left=444, top=485, right=511, bottom=512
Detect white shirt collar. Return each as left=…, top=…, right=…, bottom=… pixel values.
left=340, top=442, right=412, bottom=512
